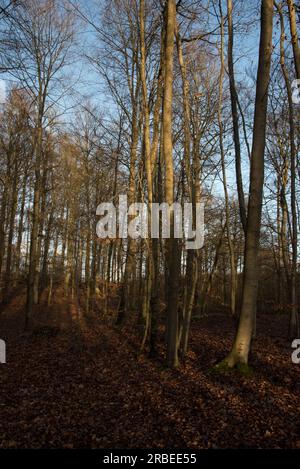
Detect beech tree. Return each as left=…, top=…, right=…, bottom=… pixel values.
left=0, top=0, right=298, bottom=372
left=219, top=0, right=274, bottom=368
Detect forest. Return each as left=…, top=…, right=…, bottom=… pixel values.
left=0, top=0, right=300, bottom=452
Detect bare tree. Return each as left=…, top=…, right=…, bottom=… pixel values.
left=2, top=0, right=75, bottom=324
left=219, top=0, right=274, bottom=368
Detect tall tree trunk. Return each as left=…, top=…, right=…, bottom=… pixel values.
left=276, top=2, right=299, bottom=336
left=33, top=154, right=48, bottom=304
left=116, top=98, right=139, bottom=324
left=175, top=21, right=200, bottom=358
left=4, top=156, right=18, bottom=295
left=26, top=122, right=43, bottom=327
left=163, top=0, right=179, bottom=368
left=0, top=179, right=8, bottom=286
left=227, top=0, right=247, bottom=232
left=15, top=167, right=28, bottom=277
left=140, top=0, right=153, bottom=351
left=220, top=0, right=274, bottom=367
left=218, top=6, right=237, bottom=317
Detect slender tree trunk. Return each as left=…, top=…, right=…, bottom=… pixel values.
left=175, top=21, right=200, bottom=358
left=163, top=0, right=179, bottom=368
left=218, top=7, right=237, bottom=317
left=41, top=207, right=54, bottom=292
left=116, top=101, right=139, bottom=324
left=140, top=0, right=153, bottom=351
left=26, top=122, right=43, bottom=327
left=0, top=180, right=8, bottom=284
left=227, top=0, right=247, bottom=232
left=33, top=153, right=48, bottom=304
left=15, top=167, right=28, bottom=277
left=4, top=156, right=19, bottom=295
left=276, top=2, right=299, bottom=336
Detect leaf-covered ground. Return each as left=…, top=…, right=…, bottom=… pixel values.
left=0, top=289, right=299, bottom=449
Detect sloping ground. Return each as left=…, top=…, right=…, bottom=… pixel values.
left=0, top=290, right=299, bottom=449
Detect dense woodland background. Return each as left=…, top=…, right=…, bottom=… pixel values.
left=0, top=0, right=300, bottom=449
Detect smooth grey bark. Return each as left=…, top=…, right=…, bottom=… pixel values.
left=221, top=0, right=274, bottom=367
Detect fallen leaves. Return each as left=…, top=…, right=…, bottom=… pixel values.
left=0, top=290, right=299, bottom=448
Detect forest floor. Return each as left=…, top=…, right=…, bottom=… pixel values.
left=0, top=287, right=299, bottom=449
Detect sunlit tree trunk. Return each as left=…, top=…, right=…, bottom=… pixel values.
left=163, top=0, right=179, bottom=368
left=220, top=0, right=274, bottom=367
